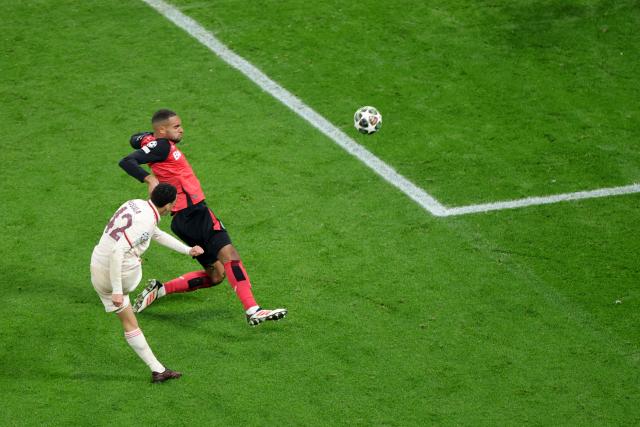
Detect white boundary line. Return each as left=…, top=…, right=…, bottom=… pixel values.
left=141, top=0, right=448, bottom=217
left=141, top=0, right=640, bottom=217
left=443, top=183, right=640, bottom=216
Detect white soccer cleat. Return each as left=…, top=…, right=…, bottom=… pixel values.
left=246, top=307, right=288, bottom=326
left=133, top=279, right=164, bottom=313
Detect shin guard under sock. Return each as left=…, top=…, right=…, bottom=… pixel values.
left=223, top=260, right=258, bottom=310
left=124, top=328, right=164, bottom=373
left=164, top=271, right=213, bottom=294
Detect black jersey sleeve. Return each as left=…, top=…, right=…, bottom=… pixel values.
left=118, top=138, right=171, bottom=182
left=130, top=131, right=153, bottom=149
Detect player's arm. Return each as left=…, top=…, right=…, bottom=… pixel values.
left=108, top=238, right=131, bottom=306
left=152, top=227, right=204, bottom=257
left=118, top=137, right=171, bottom=193
left=129, top=132, right=153, bottom=150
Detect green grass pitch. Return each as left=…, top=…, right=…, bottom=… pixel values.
left=1, top=0, right=639, bottom=425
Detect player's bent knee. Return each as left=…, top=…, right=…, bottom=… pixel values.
left=217, top=245, right=240, bottom=264
left=206, top=267, right=225, bottom=286
left=212, top=271, right=225, bottom=285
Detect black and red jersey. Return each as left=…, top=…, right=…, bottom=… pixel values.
left=119, top=133, right=205, bottom=212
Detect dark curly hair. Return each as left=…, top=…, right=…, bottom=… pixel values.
left=150, top=183, right=177, bottom=208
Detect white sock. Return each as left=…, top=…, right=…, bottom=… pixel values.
left=124, top=328, right=165, bottom=373
left=245, top=305, right=260, bottom=316
left=157, top=285, right=167, bottom=298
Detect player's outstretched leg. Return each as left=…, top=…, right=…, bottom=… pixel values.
left=133, top=271, right=221, bottom=313
left=117, top=306, right=181, bottom=383
left=218, top=245, right=287, bottom=326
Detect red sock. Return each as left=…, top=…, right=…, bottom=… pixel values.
left=224, top=260, right=258, bottom=310
left=164, top=271, right=212, bottom=294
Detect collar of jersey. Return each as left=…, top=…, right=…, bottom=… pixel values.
left=147, top=200, right=160, bottom=224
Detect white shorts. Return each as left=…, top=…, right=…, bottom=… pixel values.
left=90, top=263, right=143, bottom=313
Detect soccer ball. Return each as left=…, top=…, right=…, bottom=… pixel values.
left=354, top=106, right=382, bottom=134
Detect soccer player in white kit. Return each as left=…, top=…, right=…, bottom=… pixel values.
left=90, top=183, right=203, bottom=383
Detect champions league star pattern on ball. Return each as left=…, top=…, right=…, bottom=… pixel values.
left=354, top=106, right=382, bottom=134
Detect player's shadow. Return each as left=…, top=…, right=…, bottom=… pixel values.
left=138, top=300, right=249, bottom=337
left=139, top=302, right=286, bottom=342
left=142, top=307, right=232, bottom=323
left=134, top=291, right=235, bottom=323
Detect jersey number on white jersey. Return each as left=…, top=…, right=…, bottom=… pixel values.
left=104, top=206, right=133, bottom=241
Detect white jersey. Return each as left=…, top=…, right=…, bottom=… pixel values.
left=91, top=199, right=190, bottom=294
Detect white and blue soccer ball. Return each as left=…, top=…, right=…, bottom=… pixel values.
left=354, top=106, right=382, bottom=134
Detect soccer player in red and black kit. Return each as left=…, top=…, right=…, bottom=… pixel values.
left=119, top=109, right=287, bottom=326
